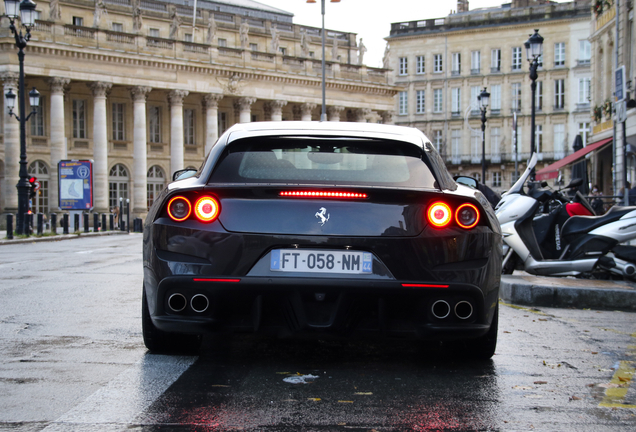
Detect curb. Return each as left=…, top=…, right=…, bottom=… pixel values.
left=0, top=230, right=132, bottom=245
left=500, top=274, right=636, bottom=311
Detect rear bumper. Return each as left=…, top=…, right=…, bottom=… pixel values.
left=146, top=276, right=495, bottom=340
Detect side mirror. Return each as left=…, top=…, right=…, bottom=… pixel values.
left=566, top=178, right=583, bottom=189
left=172, top=168, right=198, bottom=181
left=454, top=176, right=478, bottom=189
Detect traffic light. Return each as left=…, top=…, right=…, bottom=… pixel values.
left=28, top=176, right=38, bottom=200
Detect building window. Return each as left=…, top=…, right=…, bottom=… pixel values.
left=491, top=49, right=501, bottom=72
left=72, top=99, right=86, bottom=139
left=434, top=54, right=443, bottom=73
left=218, top=112, right=227, bottom=134
left=535, top=125, right=543, bottom=153
left=416, top=90, right=425, bottom=114
left=184, top=108, right=195, bottom=145
left=554, top=42, right=565, bottom=66
left=491, top=127, right=501, bottom=156
left=536, top=81, right=543, bottom=111
left=470, top=86, right=480, bottom=112
left=452, top=52, right=461, bottom=75
left=28, top=160, right=49, bottom=214
left=451, top=129, right=461, bottom=161
left=471, top=50, right=480, bottom=74
left=112, top=102, right=125, bottom=141
left=185, top=34, right=194, bottom=43
left=433, top=130, right=443, bottom=152
left=249, top=42, right=258, bottom=51
left=554, top=79, right=565, bottom=109
left=471, top=133, right=480, bottom=161
left=579, top=40, right=591, bottom=64
left=433, top=88, right=443, bottom=113
left=416, top=55, right=425, bottom=74
left=72, top=16, right=83, bottom=26
left=218, top=38, right=227, bottom=47
left=490, top=85, right=501, bottom=111
left=398, top=91, right=408, bottom=115
left=147, top=165, right=165, bottom=210
left=492, top=171, right=502, bottom=187
left=112, top=22, right=123, bottom=32
left=512, top=47, right=522, bottom=70
left=578, top=122, right=590, bottom=146
left=279, top=47, right=287, bottom=55
left=511, top=83, right=521, bottom=112
left=30, top=95, right=45, bottom=136
left=578, top=77, right=591, bottom=103
left=554, top=124, right=566, bottom=157
left=148, top=106, right=162, bottom=143
left=149, top=28, right=159, bottom=38
left=109, top=164, right=129, bottom=211
left=399, top=57, right=408, bottom=75
left=451, top=87, right=461, bottom=115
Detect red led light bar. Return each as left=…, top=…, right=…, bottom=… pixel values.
left=193, top=278, right=241, bottom=283
left=402, top=283, right=449, bottom=288
left=279, top=191, right=368, bottom=199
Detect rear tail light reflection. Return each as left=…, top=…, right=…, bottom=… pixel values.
left=427, top=201, right=481, bottom=229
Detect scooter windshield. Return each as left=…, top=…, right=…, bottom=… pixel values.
left=504, top=153, right=538, bottom=197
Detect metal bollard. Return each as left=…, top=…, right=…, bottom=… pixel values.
left=24, top=213, right=32, bottom=236
left=102, top=214, right=107, bottom=232
left=6, top=214, right=13, bottom=239
left=63, top=214, right=69, bottom=234
left=84, top=213, right=89, bottom=233
left=121, top=220, right=126, bottom=232
left=126, top=199, right=130, bottom=233
left=74, top=214, right=80, bottom=233
left=109, top=214, right=114, bottom=231
left=94, top=213, right=100, bottom=232
left=37, top=213, right=43, bottom=235
left=51, top=213, right=57, bottom=234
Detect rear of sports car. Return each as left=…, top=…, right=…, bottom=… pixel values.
left=142, top=123, right=502, bottom=358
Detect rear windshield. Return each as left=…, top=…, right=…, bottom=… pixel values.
left=208, top=137, right=438, bottom=188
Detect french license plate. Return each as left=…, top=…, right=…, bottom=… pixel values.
left=270, top=249, right=372, bottom=274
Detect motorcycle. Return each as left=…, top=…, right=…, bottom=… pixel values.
left=495, top=153, right=636, bottom=279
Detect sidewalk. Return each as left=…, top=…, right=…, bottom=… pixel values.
left=0, top=228, right=131, bottom=245
left=500, top=273, right=636, bottom=311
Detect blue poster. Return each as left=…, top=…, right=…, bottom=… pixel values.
left=59, top=160, right=93, bottom=210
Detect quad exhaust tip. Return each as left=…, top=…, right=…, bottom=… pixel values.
left=432, top=300, right=451, bottom=319
left=168, top=293, right=187, bottom=312
left=191, top=294, right=210, bottom=313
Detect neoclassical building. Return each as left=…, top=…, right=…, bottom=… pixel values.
left=0, top=0, right=396, bottom=223
left=386, top=0, right=593, bottom=193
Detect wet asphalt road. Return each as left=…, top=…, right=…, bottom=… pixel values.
left=0, top=234, right=635, bottom=431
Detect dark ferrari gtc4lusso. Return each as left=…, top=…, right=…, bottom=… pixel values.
left=142, top=122, right=502, bottom=358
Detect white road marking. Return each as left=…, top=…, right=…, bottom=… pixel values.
left=42, top=354, right=197, bottom=431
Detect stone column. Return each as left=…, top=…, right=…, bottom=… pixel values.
left=168, top=90, right=189, bottom=175
left=90, top=82, right=112, bottom=213
left=235, top=97, right=257, bottom=123
left=381, top=110, right=394, bottom=125
left=301, top=103, right=316, bottom=121
left=131, top=86, right=152, bottom=215
left=327, top=105, right=345, bottom=122
left=203, top=93, right=223, bottom=155
left=1, top=73, right=19, bottom=213
left=48, top=77, right=70, bottom=211
left=354, top=108, right=371, bottom=123
left=266, top=100, right=287, bottom=121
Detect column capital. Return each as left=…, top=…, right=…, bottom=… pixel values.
left=89, top=81, right=112, bottom=97
left=301, top=103, right=317, bottom=117
left=168, top=89, right=189, bottom=106
left=354, top=108, right=372, bottom=122
left=235, top=97, right=257, bottom=112
left=48, top=77, right=71, bottom=94
left=327, top=105, right=345, bottom=121
left=268, top=100, right=288, bottom=112
left=380, top=110, right=394, bottom=124
left=131, top=86, right=152, bottom=102
left=0, top=72, right=19, bottom=87
left=202, top=93, right=223, bottom=109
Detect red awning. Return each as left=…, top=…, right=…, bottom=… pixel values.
left=535, top=138, right=613, bottom=181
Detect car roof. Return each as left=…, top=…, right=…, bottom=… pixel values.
left=223, top=121, right=429, bottom=148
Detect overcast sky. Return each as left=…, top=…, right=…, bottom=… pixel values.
left=259, top=0, right=573, bottom=67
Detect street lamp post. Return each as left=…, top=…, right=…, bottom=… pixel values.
left=525, top=29, right=544, bottom=180
left=478, top=87, right=490, bottom=184
left=3, top=0, right=39, bottom=235
left=307, top=0, right=340, bottom=122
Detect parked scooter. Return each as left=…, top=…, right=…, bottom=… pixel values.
left=496, top=153, right=636, bottom=279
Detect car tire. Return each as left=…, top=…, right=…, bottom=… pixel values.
left=142, top=287, right=201, bottom=354
left=463, top=304, right=498, bottom=360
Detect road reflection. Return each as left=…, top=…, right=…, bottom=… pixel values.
left=137, top=336, right=501, bottom=430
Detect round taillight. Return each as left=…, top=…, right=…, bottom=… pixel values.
left=194, top=196, right=220, bottom=222
left=167, top=196, right=191, bottom=222
left=427, top=202, right=452, bottom=228
left=456, top=203, right=480, bottom=229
